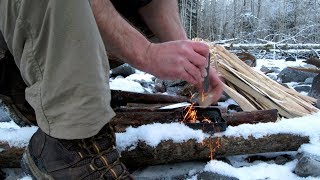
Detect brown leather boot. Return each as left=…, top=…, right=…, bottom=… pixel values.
left=21, top=124, right=132, bottom=180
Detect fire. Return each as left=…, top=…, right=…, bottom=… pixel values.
left=182, top=102, right=221, bottom=160
left=183, top=103, right=198, bottom=123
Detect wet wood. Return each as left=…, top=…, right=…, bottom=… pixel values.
left=0, top=134, right=309, bottom=168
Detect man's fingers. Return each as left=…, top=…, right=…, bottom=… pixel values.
left=184, top=61, right=203, bottom=83
left=190, top=41, right=209, bottom=57
left=185, top=50, right=207, bottom=69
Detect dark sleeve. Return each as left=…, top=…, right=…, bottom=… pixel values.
left=111, top=0, right=152, bottom=18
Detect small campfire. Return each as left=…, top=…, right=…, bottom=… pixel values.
left=182, top=103, right=227, bottom=134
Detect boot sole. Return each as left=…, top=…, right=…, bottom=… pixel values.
left=21, top=147, right=54, bottom=180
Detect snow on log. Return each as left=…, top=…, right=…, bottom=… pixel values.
left=0, top=134, right=309, bottom=168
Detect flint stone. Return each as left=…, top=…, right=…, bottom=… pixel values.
left=294, top=153, right=320, bottom=177
left=309, top=74, right=320, bottom=99
left=278, top=68, right=317, bottom=83
left=110, top=64, right=136, bottom=78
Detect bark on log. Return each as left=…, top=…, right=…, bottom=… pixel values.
left=0, top=141, right=24, bottom=168
left=0, top=134, right=309, bottom=168
left=111, top=109, right=279, bottom=132
left=111, top=90, right=190, bottom=107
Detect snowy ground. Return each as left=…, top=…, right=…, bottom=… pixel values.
left=0, top=58, right=319, bottom=179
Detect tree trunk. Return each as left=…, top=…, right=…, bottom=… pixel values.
left=0, top=134, right=309, bottom=168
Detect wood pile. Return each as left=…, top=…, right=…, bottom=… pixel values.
left=207, top=44, right=319, bottom=118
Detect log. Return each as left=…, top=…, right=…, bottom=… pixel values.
left=288, top=66, right=320, bottom=74
left=304, top=57, right=320, bottom=68
left=111, top=108, right=279, bottom=132
left=121, top=134, right=309, bottom=168
left=0, top=134, right=309, bottom=168
left=0, top=141, right=24, bottom=168
left=111, top=90, right=190, bottom=107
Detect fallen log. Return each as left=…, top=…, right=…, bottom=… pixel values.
left=111, top=90, right=190, bottom=107
left=0, top=134, right=309, bottom=168
left=111, top=108, right=279, bottom=132
left=288, top=66, right=320, bottom=74
left=304, top=57, right=320, bottom=68
left=121, top=134, right=309, bottom=168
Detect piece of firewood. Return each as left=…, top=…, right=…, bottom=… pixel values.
left=210, top=44, right=319, bottom=118
left=0, top=134, right=309, bottom=168
left=111, top=90, right=190, bottom=107
left=111, top=108, right=278, bottom=132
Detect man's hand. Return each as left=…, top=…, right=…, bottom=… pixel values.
left=144, top=40, right=209, bottom=85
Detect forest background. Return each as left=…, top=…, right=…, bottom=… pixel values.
left=178, top=0, right=320, bottom=44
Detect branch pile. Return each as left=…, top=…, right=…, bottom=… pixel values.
left=209, top=44, right=319, bottom=118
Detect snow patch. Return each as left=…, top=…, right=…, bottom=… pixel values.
left=110, top=78, right=145, bottom=93
left=116, top=123, right=208, bottom=152
left=203, top=160, right=306, bottom=180
left=0, top=126, right=37, bottom=148
left=223, top=112, right=320, bottom=140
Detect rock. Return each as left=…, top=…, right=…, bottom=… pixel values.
left=305, top=77, right=314, bottom=84
left=294, top=153, right=320, bottom=177
left=277, top=68, right=317, bottom=83
left=285, top=56, right=296, bottom=61
left=309, top=74, right=320, bottom=99
left=131, top=162, right=205, bottom=180
left=271, top=67, right=281, bottom=73
left=275, top=155, right=293, bottom=165
left=196, top=172, right=239, bottom=180
left=260, top=66, right=271, bottom=73
left=267, top=74, right=277, bottom=81
left=294, top=85, right=311, bottom=93
left=166, top=86, right=183, bottom=95
left=110, top=64, right=136, bottom=78
left=317, top=99, right=320, bottom=109
left=163, top=80, right=187, bottom=88
left=154, top=79, right=166, bottom=93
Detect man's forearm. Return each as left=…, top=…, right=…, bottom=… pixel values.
left=91, top=0, right=150, bottom=69
left=139, top=0, right=187, bottom=42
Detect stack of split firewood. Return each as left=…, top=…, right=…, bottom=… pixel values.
left=208, top=44, right=319, bottom=118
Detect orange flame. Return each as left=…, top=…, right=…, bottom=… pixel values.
left=183, top=103, right=197, bottom=123
left=181, top=98, right=221, bottom=160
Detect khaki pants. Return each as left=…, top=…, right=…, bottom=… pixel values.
left=0, top=0, right=115, bottom=139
